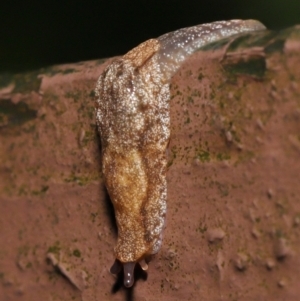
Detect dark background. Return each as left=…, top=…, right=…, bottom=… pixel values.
left=1, top=0, right=300, bottom=72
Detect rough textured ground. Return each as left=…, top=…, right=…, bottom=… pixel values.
left=0, top=26, right=300, bottom=301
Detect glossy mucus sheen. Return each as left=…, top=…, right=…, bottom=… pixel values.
left=95, top=19, right=265, bottom=287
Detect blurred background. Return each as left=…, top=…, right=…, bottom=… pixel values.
left=1, top=0, right=300, bottom=72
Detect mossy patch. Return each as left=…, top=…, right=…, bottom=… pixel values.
left=223, top=56, right=266, bottom=79
left=47, top=241, right=61, bottom=255
left=0, top=99, right=37, bottom=129
left=13, top=72, right=42, bottom=93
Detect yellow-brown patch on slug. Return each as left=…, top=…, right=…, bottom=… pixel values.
left=123, top=39, right=160, bottom=68
left=96, top=37, right=169, bottom=267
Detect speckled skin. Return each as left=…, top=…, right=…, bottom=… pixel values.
left=95, top=19, right=265, bottom=287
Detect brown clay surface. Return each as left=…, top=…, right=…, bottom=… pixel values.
left=1, top=27, right=300, bottom=300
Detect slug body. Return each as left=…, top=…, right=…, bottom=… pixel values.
left=95, top=19, right=265, bottom=287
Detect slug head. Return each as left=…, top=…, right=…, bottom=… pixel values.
left=110, top=259, right=149, bottom=288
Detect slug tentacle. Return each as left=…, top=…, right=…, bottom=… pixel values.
left=95, top=19, right=266, bottom=287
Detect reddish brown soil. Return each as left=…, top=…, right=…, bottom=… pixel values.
left=0, top=28, right=300, bottom=301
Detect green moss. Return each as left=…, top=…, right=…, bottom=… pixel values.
left=80, top=129, right=95, bottom=147
left=40, top=66, right=78, bottom=77
left=224, top=57, right=266, bottom=79
left=184, top=117, right=191, bottom=124
left=86, top=106, right=95, bottom=120
left=5, top=71, right=42, bottom=93
left=47, top=241, right=61, bottom=255
left=197, top=150, right=210, bottom=162
left=237, top=150, right=255, bottom=164
left=0, top=99, right=37, bottom=129
left=26, top=262, right=32, bottom=268
left=198, top=72, right=204, bottom=81
left=72, top=249, right=81, bottom=258
left=64, top=172, right=98, bottom=186
left=61, top=68, right=77, bottom=74
left=90, top=212, right=99, bottom=223
left=196, top=224, right=207, bottom=234
left=258, top=278, right=269, bottom=290
left=216, top=153, right=231, bottom=161
left=31, top=185, right=49, bottom=196
left=95, top=58, right=109, bottom=65
left=167, top=146, right=178, bottom=167
left=265, top=39, right=285, bottom=54
left=187, top=96, right=194, bottom=103
left=18, top=184, right=28, bottom=196
left=65, top=90, right=81, bottom=103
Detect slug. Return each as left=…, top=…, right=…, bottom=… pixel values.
left=95, top=19, right=265, bottom=287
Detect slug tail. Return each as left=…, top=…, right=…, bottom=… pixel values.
left=157, top=19, right=266, bottom=80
